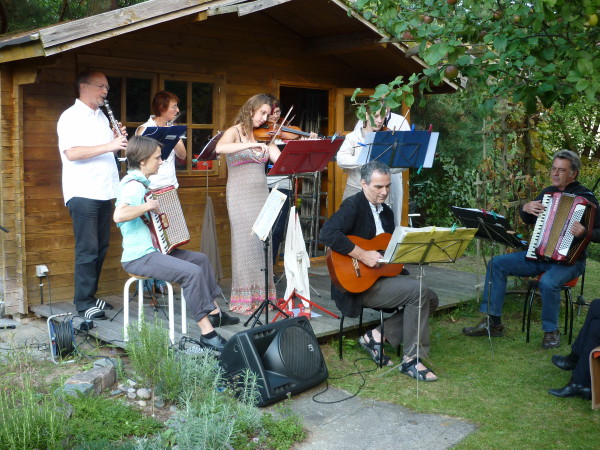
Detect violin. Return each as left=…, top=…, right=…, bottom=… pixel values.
left=254, top=123, right=318, bottom=141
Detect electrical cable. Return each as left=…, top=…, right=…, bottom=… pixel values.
left=311, top=357, right=377, bottom=404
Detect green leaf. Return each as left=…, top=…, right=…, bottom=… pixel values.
left=575, top=79, right=590, bottom=92
left=373, top=84, right=391, bottom=98
left=493, top=35, right=508, bottom=53
left=457, top=55, right=472, bottom=66
left=350, top=88, right=363, bottom=102
left=541, top=63, right=556, bottom=73
left=524, top=55, right=537, bottom=66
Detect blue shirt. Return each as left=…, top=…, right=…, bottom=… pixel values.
left=116, top=170, right=157, bottom=262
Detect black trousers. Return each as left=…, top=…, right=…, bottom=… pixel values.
left=67, top=197, right=112, bottom=312
left=572, top=299, right=600, bottom=387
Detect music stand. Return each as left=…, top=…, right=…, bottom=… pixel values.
left=379, top=227, right=476, bottom=394
left=265, top=138, right=343, bottom=320
left=358, top=130, right=438, bottom=169
left=451, top=206, right=526, bottom=349
left=141, top=125, right=187, bottom=160
left=245, top=189, right=292, bottom=328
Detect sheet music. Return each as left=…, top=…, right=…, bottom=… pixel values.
left=252, top=188, right=287, bottom=241
left=379, top=226, right=477, bottom=264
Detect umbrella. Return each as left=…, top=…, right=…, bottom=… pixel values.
left=282, top=206, right=310, bottom=311
left=201, top=196, right=224, bottom=283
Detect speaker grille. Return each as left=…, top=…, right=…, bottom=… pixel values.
left=278, top=325, right=322, bottom=380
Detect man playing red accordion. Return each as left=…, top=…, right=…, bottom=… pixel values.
left=463, top=150, right=600, bottom=349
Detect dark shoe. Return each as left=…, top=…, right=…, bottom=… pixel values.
left=208, top=311, right=240, bottom=328
left=95, top=298, right=114, bottom=310
left=399, top=357, right=438, bottom=382
left=358, top=330, right=393, bottom=366
left=542, top=330, right=560, bottom=349
left=548, top=381, right=591, bottom=400
left=462, top=318, right=504, bottom=337
left=82, top=307, right=106, bottom=320
left=200, top=333, right=227, bottom=352
left=552, top=353, right=578, bottom=371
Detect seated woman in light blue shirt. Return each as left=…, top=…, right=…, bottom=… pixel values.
left=113, top=135, right=237, bottom=352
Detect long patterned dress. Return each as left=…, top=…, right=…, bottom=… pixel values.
left=226, top=149, right=277, bottom=314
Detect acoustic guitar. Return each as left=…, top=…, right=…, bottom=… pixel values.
left=326, top=233, right=404, bottom=293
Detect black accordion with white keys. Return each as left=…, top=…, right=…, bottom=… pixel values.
left=526, top=192, right=596, bottom=264
left=144, top=185, right=190, bottom=254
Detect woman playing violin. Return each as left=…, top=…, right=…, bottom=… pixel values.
left=216, top=94, right=280, bottom=315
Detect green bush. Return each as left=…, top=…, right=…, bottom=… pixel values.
left=0, top=377, right=68, bottom=449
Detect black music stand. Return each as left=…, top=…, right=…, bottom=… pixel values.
left=360, top=130, right=438, bottom=169
left=141, top=125, right=187, bottom=160
left=451, top=206, right=526, bottom=349
left=379, top=227, right=476, bottom=393
left=264, top=138, right=343, bottom=320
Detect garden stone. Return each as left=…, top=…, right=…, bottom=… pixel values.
left=154, top=396, right=165, bottom=408
left=110, top=389, right=122, bottom=396
left=63, top=364, right=116, bottom=395
left=60, top=383, right=94, bottom=396
left=138, top=400, right=147, bottom=407
left=127, top=391, right=137, bottom=400
left=127, top=379, right=137, bottom=386
left=93, top=357, right=117, bottom=369
left=128, top=387, right=136, bottom=393
left=137, top=388, right=152, bottom=399
left=169, top=405, right=178, bottom=413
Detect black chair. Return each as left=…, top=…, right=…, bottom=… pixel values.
left=521, top=274, right=579, bottom=344
left=338, top=306, right=399, bottom=368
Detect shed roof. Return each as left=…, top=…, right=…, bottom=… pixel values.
left=0, top=0, right=456, bottom=92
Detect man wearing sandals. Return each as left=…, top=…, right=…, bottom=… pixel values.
left=320, top=161, right=439, bottom=381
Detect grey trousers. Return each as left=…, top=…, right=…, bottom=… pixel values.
left=123, top=249, right=222, bottom=322
left=360, top=275, right=438, bottom=359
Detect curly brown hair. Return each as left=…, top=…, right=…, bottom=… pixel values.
left=234, top=93, right=273, bottom=137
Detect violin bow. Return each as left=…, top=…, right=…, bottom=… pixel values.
left=267, top=106, right=294, bottom=148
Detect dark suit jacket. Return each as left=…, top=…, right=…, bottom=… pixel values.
left=319, top=191, right=395, bottom=317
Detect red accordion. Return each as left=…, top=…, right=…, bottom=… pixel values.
left=526, top=192, right=596, bottom=264
left=145, top=185, right=190, bottom=254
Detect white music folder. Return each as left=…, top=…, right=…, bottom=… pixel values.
left=252, top=188, right=287, bottom=241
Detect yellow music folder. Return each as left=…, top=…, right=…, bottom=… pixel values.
left=380, top=226, right=477, bottom=264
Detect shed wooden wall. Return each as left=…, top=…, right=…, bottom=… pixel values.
left=5, top=12, right=381, bottom=314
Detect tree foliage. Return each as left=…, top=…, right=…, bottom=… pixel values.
left=350, top=0, right=600, bottom=114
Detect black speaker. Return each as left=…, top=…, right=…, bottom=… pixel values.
left=219, top=316, right=328, bottom=406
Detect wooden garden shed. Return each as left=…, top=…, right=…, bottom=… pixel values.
left=0, top=0, right=455, bottom=317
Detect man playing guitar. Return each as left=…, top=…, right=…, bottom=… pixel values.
left=320, top=161, right=439, bottom=381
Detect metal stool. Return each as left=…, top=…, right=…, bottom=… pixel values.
left=123, top=274, right=187, bottom=344
left=522, top=274, right=578, bottom=344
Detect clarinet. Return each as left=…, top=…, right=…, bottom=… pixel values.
left=103, top=99, right=123, bottom=136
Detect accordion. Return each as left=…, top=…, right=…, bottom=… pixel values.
left=526, top=192, right=596, bottom=264
left=144, top=185, right=190, bottom=254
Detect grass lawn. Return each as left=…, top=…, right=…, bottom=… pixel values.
left=320, top=258, right=600, bottom=449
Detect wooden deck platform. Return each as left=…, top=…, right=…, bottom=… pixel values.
left=31, top=263, right=481, bottom=350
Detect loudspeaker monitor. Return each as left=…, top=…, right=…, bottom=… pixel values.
left=219, top=316, right=328, bottom=406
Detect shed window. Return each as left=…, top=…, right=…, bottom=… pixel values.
left=105, top=73, right=220, bottom=177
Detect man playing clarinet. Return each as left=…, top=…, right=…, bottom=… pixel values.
left=462, top=150, right=600, bottom=348
left=57, top=70, right=128, bottom=320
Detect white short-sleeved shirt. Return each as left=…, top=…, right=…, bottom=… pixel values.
left=57, top=99, right=119, bottom=205
left=138, top=116, right=179, bottom=189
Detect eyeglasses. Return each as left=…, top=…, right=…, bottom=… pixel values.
left=550, top=167, right=569, bottom=175
left=85, top=82, right=110, bottom=91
